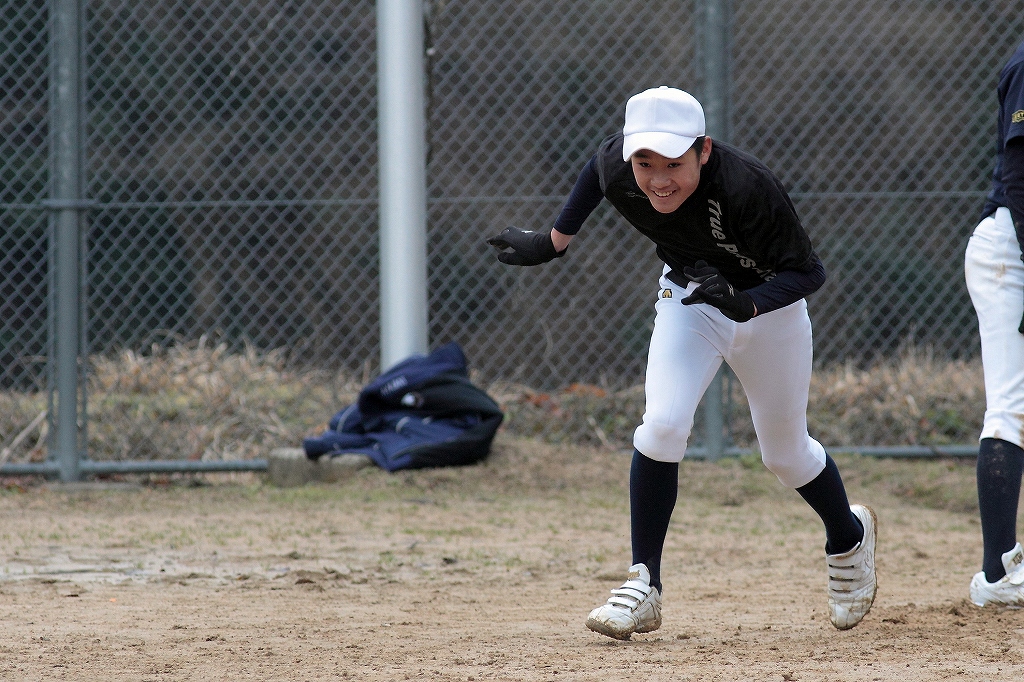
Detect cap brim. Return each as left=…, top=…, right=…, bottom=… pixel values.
left=622, top=132, right=697, bottom=161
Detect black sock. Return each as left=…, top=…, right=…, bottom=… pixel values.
left=977, top=438, right=1024, bottom=582
left=630, top=449, right=678, bottom=594
left=796, top=454, right=863, bottom=555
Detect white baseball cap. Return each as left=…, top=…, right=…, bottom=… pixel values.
left=621, top=86, right=706, bottom=161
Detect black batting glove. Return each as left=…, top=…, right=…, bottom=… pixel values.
left=486, top=227, right=565, bottom=266
left=680, top=260, right=757, bottom=323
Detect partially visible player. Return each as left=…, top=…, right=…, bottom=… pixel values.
left=487, top=86, right=877, bottom=638
left=964, top=40, right=1024, bottom=607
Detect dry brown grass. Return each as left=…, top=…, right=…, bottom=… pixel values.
left=85, top=338, right=364, bottom=462
left=498, top=348, right=986, bottom=450
left=804, top=350, right=984, bottom=447
left=0, top=344, right=987, bottom=465
left=1, top=338, right=360, bottom=465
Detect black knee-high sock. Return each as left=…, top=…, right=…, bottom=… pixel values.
left=796, top=454, right=863, bottom=555
left=630, top=449, right=678, bottom=594
left=977, top=438, right=1024, bottom=582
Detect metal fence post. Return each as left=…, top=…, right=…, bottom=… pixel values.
left=48, top=0, right=85, bottom=481
left=700, top=0, right=731, bottom=143
left=699, top=0, right=732, bottom=461
left=377, top=0, right=429, bottom=370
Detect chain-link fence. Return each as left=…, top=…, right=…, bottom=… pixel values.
left=2, top=0, right=1022, bottom=464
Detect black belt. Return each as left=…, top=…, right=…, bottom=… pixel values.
left=665, top=269, right=690, bottom=289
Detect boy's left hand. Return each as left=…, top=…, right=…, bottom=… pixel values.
left=680, top=261, right=757, bottom=322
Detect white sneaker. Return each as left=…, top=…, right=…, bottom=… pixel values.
left=827, top=504, right=877, bottom=630
left=970, top=543, right=1024, bottom=607
left=586, top=563, right=662, bottom=640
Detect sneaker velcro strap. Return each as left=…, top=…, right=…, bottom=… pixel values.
left=1008, top=568, right=1024, bottom=586
left=607, top=595, right=642, bottom=609
left=608, top=582, right=652, bottom=607
left=829, top=566, right=864, bottom=584
left=828, top=563, right=861, bottom=578
left=828, top=551, right=867, bottom=587
left=618, top=579, right=653, bottom=595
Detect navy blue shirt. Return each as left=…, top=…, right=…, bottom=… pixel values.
left=982, top=41, right=1024, bottom=237
left=553, top=135, right=825, bottom=316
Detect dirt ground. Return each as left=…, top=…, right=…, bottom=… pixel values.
left=0, top=437, right=1021, bottom=681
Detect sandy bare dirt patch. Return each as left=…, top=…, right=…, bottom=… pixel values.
left=0, top=437, right=1021, bottom=681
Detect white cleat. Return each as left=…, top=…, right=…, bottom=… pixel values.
left=586, top=563, right=662, bottom=640
left=970, top=543, right=1024, bottom=608
left=827, top=504, right=878, bottom=630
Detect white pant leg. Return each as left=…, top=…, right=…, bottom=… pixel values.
left=965, top=207, right=1024, bottom=448
left=724, top=299, right=826, bottom=488
left=634, top=270, right=827, bottom=487
left=633, top=274, right=726, bottom=462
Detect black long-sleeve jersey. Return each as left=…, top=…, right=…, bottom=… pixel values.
left=553, top=133, right=824, bottom=315
left=982, top=41, right=1024, bottom=245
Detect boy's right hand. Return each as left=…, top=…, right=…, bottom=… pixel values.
left=486, top=227, right=566, bottom=266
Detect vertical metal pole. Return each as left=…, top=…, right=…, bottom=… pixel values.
left=700, top=0, right=731, bottom=144
left=704, top=372, right=726, bottom=460
left=700, top=0, right=731, bottom=461
left=377, top=0, right=429, bottom=370
left=49, top=0, right=84, bottom=481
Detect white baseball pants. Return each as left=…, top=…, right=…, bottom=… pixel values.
left=632, top=268, right=827, bottom=488
left=965, top=207, right=1024, bottom=449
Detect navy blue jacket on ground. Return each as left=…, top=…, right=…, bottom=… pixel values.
left=303, top=342, right=504, bottom=472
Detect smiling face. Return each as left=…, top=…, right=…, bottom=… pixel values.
left=629, top=137, right=711, bottom=213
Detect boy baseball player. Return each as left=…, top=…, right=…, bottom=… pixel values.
left=964, top=41, right=1024, bottom=607
left=488, top=86, right=877, bottom=639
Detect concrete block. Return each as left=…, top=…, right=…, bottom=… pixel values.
left=267, top=447, right=373, bottom=487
